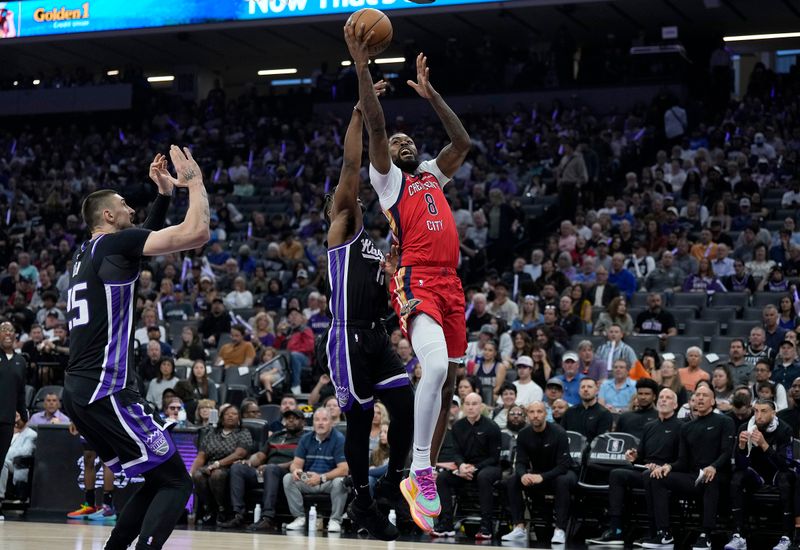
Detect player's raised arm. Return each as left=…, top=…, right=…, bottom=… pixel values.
left=407, top=53, right=471, bottom=178
left=344, top=21, right=392, bottom=175
left=142, top=145, right=210, bottom=256
left=328, top=82, right=387, bottom=249
left=140, top=153, right=174, bottom=231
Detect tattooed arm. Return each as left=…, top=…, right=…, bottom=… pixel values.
left=143, top=145, right=210, bottom=255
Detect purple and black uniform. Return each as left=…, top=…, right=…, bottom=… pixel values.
left=63, top=228, right=176, bottom=477
left=325, top=226, right=408, bottom=412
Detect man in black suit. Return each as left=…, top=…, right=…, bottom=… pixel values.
left=585, top=266, right=620, bottom=308
left=0, top=321, right=28, bottom=518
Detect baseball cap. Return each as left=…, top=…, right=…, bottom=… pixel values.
left=200, top=275, right=212, bottom=283
left=452, top=395, right=461, bottom=407
left=515, top=356, right=534, bottom=368
left=546, top=377, right=564, bottom=388
left=740, top=197, right=751, bottom=207
left=296, top=269, right=308, bottom=279
left=563, top=351, right=579, bottom=362
left=755, top=132, right=765, bottom=143
left=666, top=206, right=679, bottom=216
left=480, top=324, right=497, bottom=335
left=780, top=339, right=795, bottom=348
left=283, top=409, right=305, bottom=420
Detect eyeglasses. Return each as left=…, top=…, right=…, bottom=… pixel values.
left=508, top=412, right=524, bottom=417
left=168, top=406, right=181, bottom=411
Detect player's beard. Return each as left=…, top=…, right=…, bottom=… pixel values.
left=394, top=155, right=420, bottom=174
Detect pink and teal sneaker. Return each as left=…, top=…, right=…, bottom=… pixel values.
left=400, top=467, right=440, bottom=533
left=86, top=504, right=117, bottom=521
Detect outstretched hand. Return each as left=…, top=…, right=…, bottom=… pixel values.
left=343, top=19, right=374, bottom=66
left=407, top=52, right=436, bottom=99
left=149, top=153, right=178, bottom=195
left=168, top=145, right=202, bottom=187
left=355, top=79, right=388, bottom=111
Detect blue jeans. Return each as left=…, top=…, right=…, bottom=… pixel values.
left=289, top=352, right=309, bottom=388
left=368, top=464, right=388, bottom=495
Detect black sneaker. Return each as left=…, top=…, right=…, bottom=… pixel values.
left=642, top=530, right=675, bottom=549
left=373, top=475, right=402, bottom=505
left=348, top=500, right=399, bottom=541
left=247, top=516, right=275, bottom=532
left=218, top=513, right=245, bottom=529
left=587, top=529, right=625, bottom=546
left=693, top=534, right=711, bottom=550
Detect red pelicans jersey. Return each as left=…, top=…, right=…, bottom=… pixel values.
left=369, top=160, right=459, bottom=269
left=369, top=159, right=467, bottom=358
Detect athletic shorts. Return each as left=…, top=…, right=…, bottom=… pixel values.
left=63, top=387, right=176, bottom=477
left=390, top=266, right=467, bottom=359
left=325, top=321, right=409, bottom=412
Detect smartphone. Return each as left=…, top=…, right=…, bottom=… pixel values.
left=209, top=408, right=219, bottom=427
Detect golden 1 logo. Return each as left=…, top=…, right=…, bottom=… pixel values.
left=33, top=2, right=90, bottom=22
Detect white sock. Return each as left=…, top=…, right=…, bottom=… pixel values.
left=408, top=314, right=448, bottom=473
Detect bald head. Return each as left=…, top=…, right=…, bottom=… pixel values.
left=464, top=392, right=483, bottom=421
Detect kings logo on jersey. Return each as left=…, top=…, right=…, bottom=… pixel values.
left=360, top=238, right=384, bottom=262
left=335, top=384, right=351, bottom=409
left=144, top=430, right=170, bottom=456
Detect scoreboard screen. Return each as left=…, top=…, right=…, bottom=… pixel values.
left=0, top=0, right=509, bottom=40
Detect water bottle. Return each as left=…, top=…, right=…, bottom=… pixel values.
left=388, top=509, right=396, bottom=526
left=253, top=504, right=262, bottom=524
left=308, top=505, right=317, bottom=535
left=177, top=408, right=187, bottom=428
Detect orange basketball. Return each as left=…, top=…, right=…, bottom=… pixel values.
left=348, top=8, right=393, bottom=56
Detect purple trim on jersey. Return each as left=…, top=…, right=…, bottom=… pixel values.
left=94, top=283, right=134, bottom=402
left=90, top=234, right=106, bottom=258
left=113, top=285, right=133, bottom=394
left=327, top=226, right=364, bottom=252
left=374, top=374, right=410, bottom=390
left=326, top=245, right=354, bottom=411
left=114, top=398, right=175, bottom=476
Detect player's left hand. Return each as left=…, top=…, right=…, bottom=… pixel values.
left=407, top=53, right=437, bottom=99
left=169, top=145, right=202, bottom=187
left=149, top=153, right=177, bottom=195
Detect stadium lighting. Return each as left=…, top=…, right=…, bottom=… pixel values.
left=257, top=68, right=297, bottom=76
left=107, top=69, right=120, bottom=76
left=374, top=57, right=405, bottom=64
left=723, top=31, right=800, bottom=42
left=147, top=75, right=175, bottom=83
left=32, top=79, right=41, bottom=86
left=341, top=60, right=374, bottom=66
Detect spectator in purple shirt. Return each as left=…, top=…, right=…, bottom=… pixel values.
left=28, top=392, right=70, bottom=426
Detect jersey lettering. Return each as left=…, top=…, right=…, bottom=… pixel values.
left=67, top=282, right=90, bottom=330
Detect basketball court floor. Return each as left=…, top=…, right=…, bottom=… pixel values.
left=0, top=519, right=550, bottom=550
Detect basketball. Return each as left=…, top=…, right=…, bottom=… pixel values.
left=348, top=8, right=392, bottom=56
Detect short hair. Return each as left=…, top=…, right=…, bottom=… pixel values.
left=231, top=324, right=246, bottom=336
left=686, top=346, right=703, bottom=356
left=755, top=398, right=777, bottom=410
left=756, top=358, right=773, bottom=370
left=731, top=392, right=751, bottom=409
left=81, top=189, right=118, bottom=231
left=636, top=378, right=660, bottom=393
left=577, top=340, right=593, bottom=351
left=499, top=382, right=517, bottom=395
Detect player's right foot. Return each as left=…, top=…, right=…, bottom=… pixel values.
left=67, top=503, right=97, bottom=519
left=400, top=467, right=440, bottom=533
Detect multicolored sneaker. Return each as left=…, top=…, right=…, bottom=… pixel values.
left=86, top=504, right=116, bottom=521
left=67, top=503, right=97, bottom=519
left=400, top=467, right=440, bottom=533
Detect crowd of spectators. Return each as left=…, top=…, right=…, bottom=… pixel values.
left=1, top=44, right=800, bottom=544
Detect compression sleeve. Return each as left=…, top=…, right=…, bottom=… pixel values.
left=369, top=162, right=403, bottom=211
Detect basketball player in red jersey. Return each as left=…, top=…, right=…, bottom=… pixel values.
left=345, top=22, right=471, bottom=533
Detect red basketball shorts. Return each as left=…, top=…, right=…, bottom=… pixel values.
left=390, top=266, right=467, bottom=359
